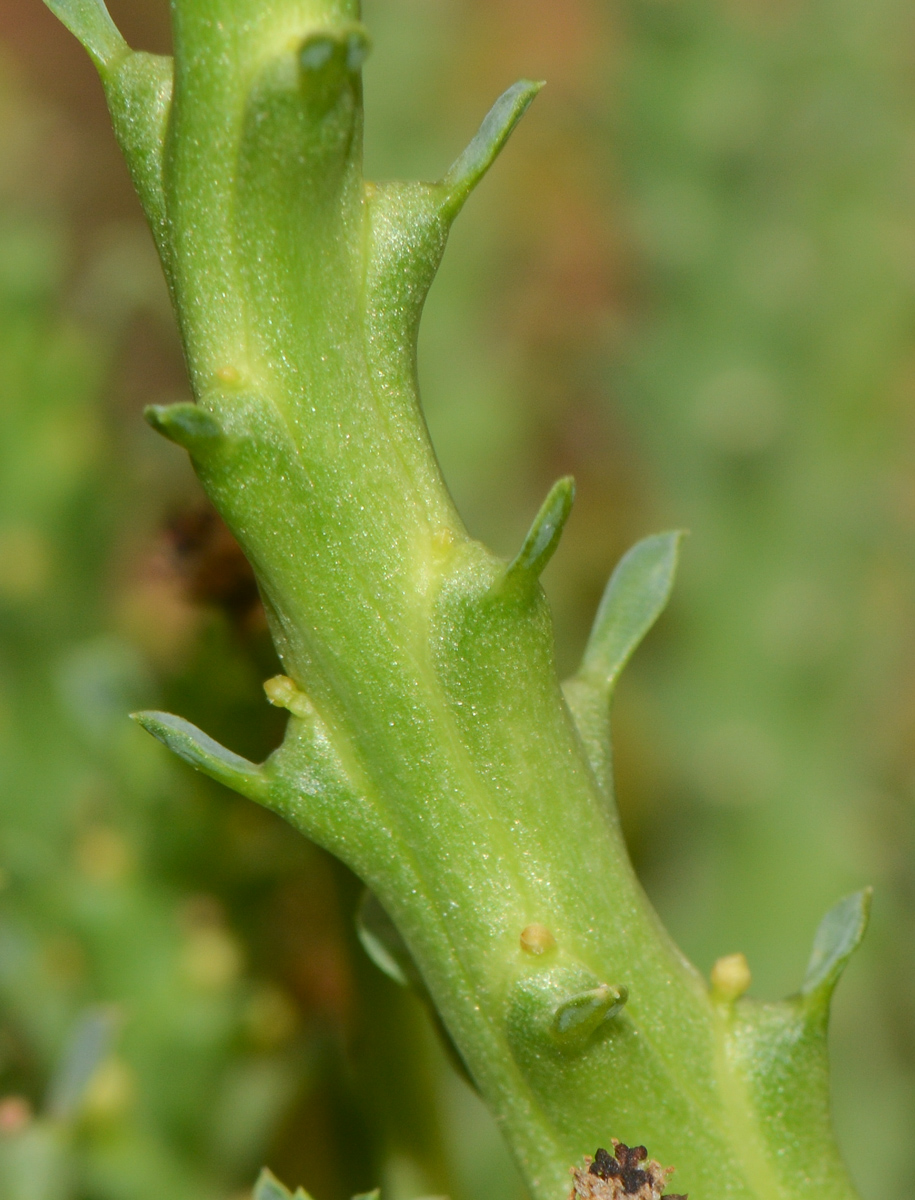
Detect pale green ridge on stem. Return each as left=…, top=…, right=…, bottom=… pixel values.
left=364, top=81, right=547, bottom=484
left=39, top=3, right=174, bottom=274
left=104, top=53, right=175, bottom=281
left=45, top=1, right=869, bottom=1197
left=42, top=0, right=127, bottom=69
left=563, top=531, right=682, bottom=801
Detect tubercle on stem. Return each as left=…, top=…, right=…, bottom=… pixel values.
left=364, top=80, right=544, bottom=391
left=506, top=961, right=630, bottom=1060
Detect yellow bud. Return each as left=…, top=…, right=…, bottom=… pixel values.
left=264, top=675, right=314, bottom=718
left=710, top=952, right=751, bottom=1001
left=520, top=923, right=557, bottom=956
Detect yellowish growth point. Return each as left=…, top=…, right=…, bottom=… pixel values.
left=520, top=923, right=557, bottom=955
left=216, top=365, right=241, bottom=385
left=264, top=674, right=314, bottom=719
left=710, top=951, right=751, bottom=1001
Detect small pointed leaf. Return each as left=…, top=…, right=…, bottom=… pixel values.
left=132, top=711, right=269, bottom=803
left=578, top=531, right=683, bottom=690
left=144, top=403, right=224, bottom=453
left=551, top=984, right=628, bottom=1050
left=43, top=0, right=127, bottom=70
left=801, top=888, right=872, bottom=1005
left=253, top=1169, right=300, bottom=1200
left=500, top=476, right=575, bottom=593
left=441, top=80, right=543, bottom=218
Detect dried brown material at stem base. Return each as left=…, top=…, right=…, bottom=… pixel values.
left=570, top=1143, right=687, bottom=1200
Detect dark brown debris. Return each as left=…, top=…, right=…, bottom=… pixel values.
left=571, top=1143, right=686, bottom=1200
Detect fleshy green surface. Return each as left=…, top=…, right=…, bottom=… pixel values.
left=41, top=1, right=873, bottom=1197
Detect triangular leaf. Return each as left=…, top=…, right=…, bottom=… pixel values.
left=144, top=403, right=225, bottom=454
left=551, top=984, right=628, bottom=1049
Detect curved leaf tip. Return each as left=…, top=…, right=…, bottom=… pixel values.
left=144, top=403, right=224, bottom=453
left=442, top=79, right=544, bottom=216
left=132, top=710, right=269, bottom=804
left=501, top=476, right=575, bottom=592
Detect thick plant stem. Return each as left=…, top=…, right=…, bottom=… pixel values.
left=46, top=2, right=868, bottom=1198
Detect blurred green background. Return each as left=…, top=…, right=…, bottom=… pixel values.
left=0, top=0, right=913, bottom=1197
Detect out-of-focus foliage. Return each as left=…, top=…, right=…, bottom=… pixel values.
left=0, top=58, right=312, bottom=1200
left=3, top=0, right=915, bottom=1197
left=610, top=2, right=915, bottom=1195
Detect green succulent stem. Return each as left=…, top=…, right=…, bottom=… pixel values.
left=46, top=1, right=867, bottom=1197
